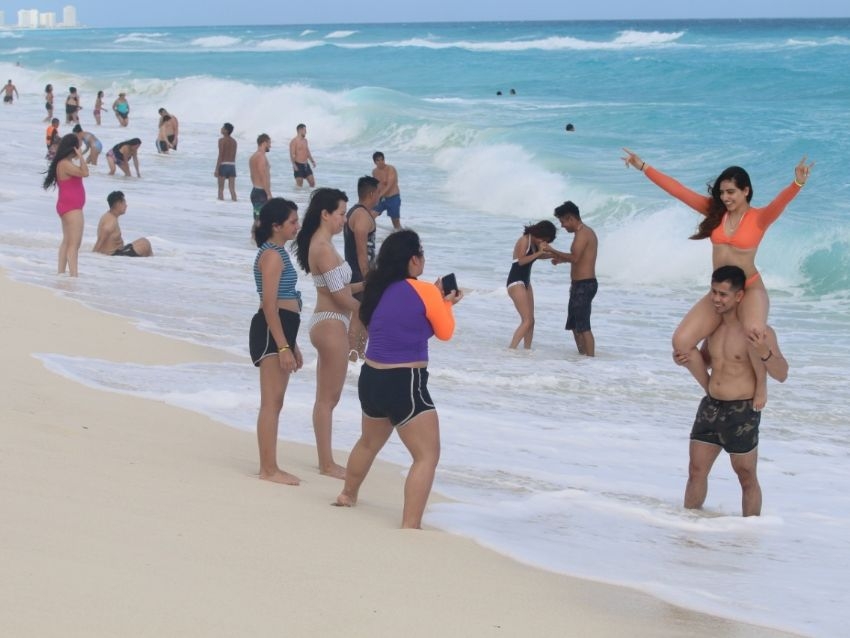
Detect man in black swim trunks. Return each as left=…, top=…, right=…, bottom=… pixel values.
left=677, top=266, right=788, bottom=517
left=93, top=191, right=153, bottom=257
left=546, top=201, right=599, bottom=356
left=249, top=133, right=272, bottom=224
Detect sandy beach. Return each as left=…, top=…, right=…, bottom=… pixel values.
left=0, top=269, right=799, bottom=637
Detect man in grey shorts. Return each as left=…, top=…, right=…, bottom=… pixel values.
left=676, top=266, right=788, bottom=516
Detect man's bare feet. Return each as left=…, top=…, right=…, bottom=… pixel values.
left=333, top=492, right=356, bottom=507
left=259, top=469, right=300, bottom=486
left=320, top=463, right=346, bottom=480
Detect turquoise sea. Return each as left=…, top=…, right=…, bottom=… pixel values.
left=2, top=20, right=849, bottom=636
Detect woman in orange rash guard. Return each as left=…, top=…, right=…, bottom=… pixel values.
left=622, top=148, right=813, bottom=409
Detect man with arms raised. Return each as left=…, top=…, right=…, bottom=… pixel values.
left=289, top=123, right=316, bottom=188
left=93, top=191, right=153, bottom=257
left=680, top=265, right=788, bottom=516
left=546, top=201, right=599, bottom=356
left=249, top=133, right=272, bottom=222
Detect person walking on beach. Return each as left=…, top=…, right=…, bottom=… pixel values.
left=107, top=139, right=142, bottom=177
left=4, top=79, right=19, bottom=104
left=678, top=266, right=788, bottom=517
left=334, top=230, right=462, bottom=529
left=72, top=124, right=103, bottom=165
left=215, top=122, right=238, bottom=201
left=158, top=108, right=179, bottom=149
left=546, top=201, right=599, bottom=356
left=506, top=220, right=557, bottom=349
left=249, top=198, right=305, bottom=485
left=294, top=188, right=362, bottom=479
left=93, top=90, right=104, bottom=125
left=250, top=133, right=272, bottom=222
left=65, top=87, right=81, bottom=123
left=289, top=123, right=316, bottom=188
left=622, top=149, right=812, bottom=409
left=43, top=133, right=89, bottom=277
left=372, top=151, right=402, bottom=230
left=44, top=84, right=54, bottom=120
left=93, top=191, right=153, bottom=257
left=112, top=92, right=130, bottom=126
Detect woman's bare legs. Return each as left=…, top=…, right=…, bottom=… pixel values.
left=673, top=292, right=721, bottom=392
left=335, top=415, right=394, bottom=507
left=58, top=210, right=84, bottom=277
left=310, top=319, right=349, bottom=478
left=396, top=410, right=441, bottom=529
left=508, top=284, right=535, bottom=349
left=256, top=356, right=300, bottom=485
left=740, top=285, right=770, bottom=409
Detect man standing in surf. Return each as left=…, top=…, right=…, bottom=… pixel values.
left=678, top=266, right=788, bottom=516
left=289, top=123, right=316, bottom=188
left=372, top=151, right=402, bottom=230
left=545, top=201, right=599, bottom=356
left=250, top=133, right=272, bottom=224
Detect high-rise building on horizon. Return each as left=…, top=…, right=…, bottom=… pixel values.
left=39, top=12, right=56, bottom=28
left=62, top=5, right=77, bottom=27
left=17, top=9, right=39, bottom=28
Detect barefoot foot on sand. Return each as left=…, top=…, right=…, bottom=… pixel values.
left=333, top=492, right=356, bottom=507
left=320, top=463, right=346, bottom=480
left=259, top=469, right=301, bottom=486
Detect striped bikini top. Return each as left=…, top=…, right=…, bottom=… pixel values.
left=312, top=260, right=352, bottom=293
left=254, top=242, right=301, bottom=304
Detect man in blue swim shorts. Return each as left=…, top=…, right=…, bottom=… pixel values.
left=372, top=151, right=402, bottom=230
left=547, top=201, right=599, bottom=356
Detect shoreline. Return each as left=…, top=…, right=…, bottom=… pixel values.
left=0, top=269, right=800, bottom=637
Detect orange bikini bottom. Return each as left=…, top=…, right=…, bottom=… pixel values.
left=745, top=271, right=761, bottom=288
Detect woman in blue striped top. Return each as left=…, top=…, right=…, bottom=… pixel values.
left=249, top=198, right=304, bottom=486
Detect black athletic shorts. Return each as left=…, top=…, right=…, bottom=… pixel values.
left=566, top=278, right=598, bottom=333
left=249, top=308, right=300, bottom=366
left=358, top=363, right=435, bottom=427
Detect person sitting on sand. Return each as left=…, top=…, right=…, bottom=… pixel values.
left=107, top=139, right=142, bottom=177
left=93, top=191, right=153, bottom=257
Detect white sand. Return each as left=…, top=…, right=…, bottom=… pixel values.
left=0, top=271, right=798, bottom=637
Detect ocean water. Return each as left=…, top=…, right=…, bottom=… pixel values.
left=2, top=20, right=849, bottom=636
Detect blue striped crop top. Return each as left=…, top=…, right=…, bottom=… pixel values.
left=254, top=242, right=302, bottom=305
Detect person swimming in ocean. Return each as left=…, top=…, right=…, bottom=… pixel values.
left=112, top=92, right=130, bottom=126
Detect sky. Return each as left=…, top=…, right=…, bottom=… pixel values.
left=1, top=0, right=848, bottom=28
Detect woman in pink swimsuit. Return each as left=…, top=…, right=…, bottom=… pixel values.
left=43, top=133, right=89, bottom=277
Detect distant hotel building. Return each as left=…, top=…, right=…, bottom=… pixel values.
left=14, top=5, right=77, bottom=28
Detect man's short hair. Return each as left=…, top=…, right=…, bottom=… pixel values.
left=372, top=151, right=385, bottom=162
left=107, top=191, right=125, bottom=208
left=357, top=175, right=380, bottom=199
left=223, top=122, right=234, bottom=135
left=158, top=107, right=166, bottom=115
left=712, top=265, right=746, bottom=291
left=257, top=133, right=270, bottom=145
left=296, top=123, right=306, bottom=131
left=72, top=124, right=82, bottom=133
left=554, top=201, right=581, bottom=220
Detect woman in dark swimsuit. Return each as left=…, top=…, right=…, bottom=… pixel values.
left=506, top=220, right=557, bottom=349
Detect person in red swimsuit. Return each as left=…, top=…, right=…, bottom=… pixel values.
left=43, top=133, right=89, bottom=277
left=621, top=148, right=812, bottom=409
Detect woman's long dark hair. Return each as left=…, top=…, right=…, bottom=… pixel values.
left=691, top=166, right=753, bottom=240
left=43, top=133, right=80, bottom=190
left=360, top=229, right=423, bottom=327
left=254, top=198, right=297, bottom=247
left=294, top=187, right=348, bottom=273
left=523, top=220, right=557, bottom=242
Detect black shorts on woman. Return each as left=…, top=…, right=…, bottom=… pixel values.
left=249, top=308, right=300, bottom=366
left=358, top=363, right=435, bottom=427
